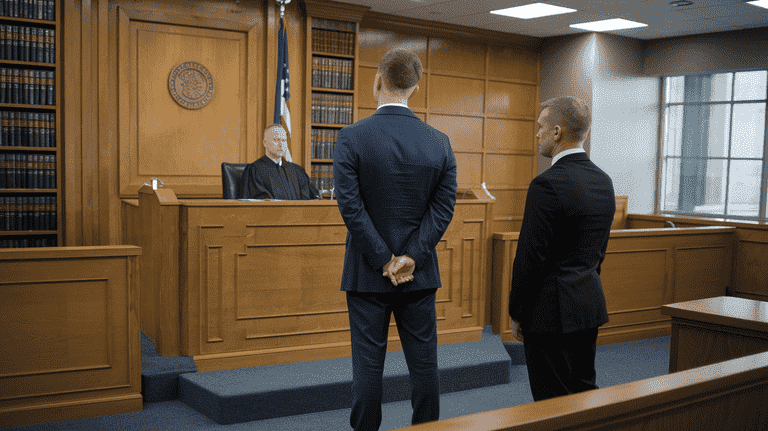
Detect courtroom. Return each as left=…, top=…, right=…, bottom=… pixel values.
left=2, top=0, right=768, bottom=430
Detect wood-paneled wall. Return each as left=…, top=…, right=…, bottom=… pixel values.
left=63, top=0, right=542, bottom=246
left=356, top=20, right=540, bottom=233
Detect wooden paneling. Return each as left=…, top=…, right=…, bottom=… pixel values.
left=135, top=187, right=493, bottom=371
left=627, top=214, right=768, bottom=302
left=427, top=115, right=483, bottom=152
left=428, top=38, right=485, bottom=76
left=491, top=226, right=737, bottom=344
left=486, top=81, right=537, bottom=119
left=663, top=297, right=768, bottom=373
left=120, top=18, right=248, bottom=197
left=484, top=118, right=534, bottom=153
left=488, top=44, right=539, bottom=82
left=0, top=246, right=142, bottom=427
left=396, top=351, right=768, bottom=431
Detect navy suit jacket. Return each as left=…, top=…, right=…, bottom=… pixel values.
left=509, top=152, right=615, bottom=333
left=334, top=106, right=457, bottom=293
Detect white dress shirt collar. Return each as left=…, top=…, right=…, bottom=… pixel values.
left=377, top=102, right=409, bottom=110
left=552, top=148, right=586, bottom=166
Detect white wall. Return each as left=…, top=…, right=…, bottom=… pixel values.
left=539, top=33, right=659, bottom=214
left=591, top=34, right=659, bottom=215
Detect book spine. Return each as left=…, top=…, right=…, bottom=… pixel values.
left=46, top=70, right=53, bottom=105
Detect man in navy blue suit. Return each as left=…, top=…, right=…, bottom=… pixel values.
left=334, top=49, right=457, bottom=431
left=509, top=96, right=615, bottom=401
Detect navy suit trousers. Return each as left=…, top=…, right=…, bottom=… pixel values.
left=346, top=289, right=440, bottom=431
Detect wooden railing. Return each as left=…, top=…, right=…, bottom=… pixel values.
left=395, top=351, right=768, bottom=430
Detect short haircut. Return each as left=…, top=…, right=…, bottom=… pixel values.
left=264, top=123, right=285, bottom=136
left=378, top=49, right=422, bottom=92
left=540, top=97, right=591, bottom=142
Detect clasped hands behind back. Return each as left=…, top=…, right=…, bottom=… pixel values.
left=382, top=254, right=415, bottom=286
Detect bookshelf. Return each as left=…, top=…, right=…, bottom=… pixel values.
left=0, top=0, right=59, bottom=248
left=304, top=1, right=365, bottom=198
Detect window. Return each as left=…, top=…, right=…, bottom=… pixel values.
left=659, top=70, right=768, bottom=221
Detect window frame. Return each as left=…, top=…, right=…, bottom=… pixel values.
left=656, top=69, right=768, bottom=223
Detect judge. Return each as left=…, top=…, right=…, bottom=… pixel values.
left=240, top=124, right=320, bottom=200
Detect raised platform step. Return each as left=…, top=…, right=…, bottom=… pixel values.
left=179, top=329, right=511, bottom=425
left=140, top=331, right=197, bottom=402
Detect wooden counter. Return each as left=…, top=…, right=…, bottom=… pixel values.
left=126, top=185, right=494, bottom=371
left=0, top=246, right=142, bottom=427
left=491, top=225, right=737, bottom=344
left=662, top=296, right=768, bottom=372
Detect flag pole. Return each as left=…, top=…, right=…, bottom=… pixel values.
left=276, top=0, right=291, bottom=18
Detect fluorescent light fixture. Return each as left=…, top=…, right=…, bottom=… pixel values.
left=490, top=2, right=577, bottom=19
left=747, top=0, right=768, bottom=9
left=569, top=18, right=647, bottom=32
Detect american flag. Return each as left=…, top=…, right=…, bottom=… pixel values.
left=274, top=17, right=291, bottom=137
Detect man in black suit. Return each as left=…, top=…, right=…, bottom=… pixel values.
left=240, top=124, right=319, bottom=199
left=509, top=96, right=615, bottom=402
left=334, top=49, right=457, bottom=430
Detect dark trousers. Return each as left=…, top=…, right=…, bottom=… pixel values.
left=522, top=327, right=599, bottom=401
left=346, top=289, right=440, bottom=431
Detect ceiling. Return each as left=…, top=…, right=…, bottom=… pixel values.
left=334, top=0, right=768, bottom=40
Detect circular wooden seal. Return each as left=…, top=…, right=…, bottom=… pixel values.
left=168, top=62, right=214, bottom=109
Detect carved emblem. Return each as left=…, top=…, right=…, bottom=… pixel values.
left=168, top=62, right=214, bottom=109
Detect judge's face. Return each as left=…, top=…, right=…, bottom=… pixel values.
left=537, top=108, right=555, bottom=158
left=264, top=127, right=287, bottom=160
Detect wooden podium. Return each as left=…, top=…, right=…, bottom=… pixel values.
left=126, top=185, right=494, bottom=371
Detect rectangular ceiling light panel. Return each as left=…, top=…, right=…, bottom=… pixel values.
left=490, top=2, right=577, bottom=19
left=570, top=18, right=648, bottom=31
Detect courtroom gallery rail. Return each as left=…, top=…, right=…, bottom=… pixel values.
left=395, top=350, right=768, bottom=430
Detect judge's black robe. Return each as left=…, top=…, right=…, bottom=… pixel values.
left=240, top=155, right=320, bottom=200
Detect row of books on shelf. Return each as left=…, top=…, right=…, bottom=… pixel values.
left=312, top=18, right=355, bottom=33
left=312, top=56, right=353, bottom=90
left=0, top=68, right=55, bottom=105
left=0, top=111, right=55, bottom=147
left=0, top=0, right=55, bottom=21
left=0, top=25, right=55, bottom=63
left=311, top=92, right=353, bottom=125
left=311, top=128, right=337, bottom=159
left=1, top=236, right=56, bottom=247
left=0, top=152, right=56, bottom=189
left=310, top=164, right=333, bottom=192
left=312, top=29, right=354, bottom=56
left=0, top=195, right=56, bottom=231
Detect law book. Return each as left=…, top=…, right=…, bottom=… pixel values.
left=23, top=26, right=30, bottom=62
left=46, top=70, right=53, bottom=105
left=7, top=197, right=16, bottom=231
left=48, top=28, right=54, bottom=63
left=50, top=195, right=56, bottom=230
left=0, top=25, right=6, bottom=61
left=0, top=197, right=5, bottom=231
left=21, top=69, right=28, bottom=104
left=48, top=153, right=54, bottom=188
left=31, top=112, right=39, bottom=147
left=19, top=111, right=26, bottom=146
left=0, top=68, right=5, bottom=104
left=11, top=68, right=19, bottom=103
left=1, top=112, right=7, bottom=145
left=29, top=27, right=37, bottom=62
left=0, top=154, right=5, bottom=187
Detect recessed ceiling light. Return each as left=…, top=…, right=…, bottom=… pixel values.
left=490, top=2, right=577, bottom=19
left=747, top=0, right=768, bottom=9
left=570, top=18, right=648, bottom=32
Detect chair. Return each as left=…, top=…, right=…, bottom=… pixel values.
left=221, top=162, right=249, bottom=199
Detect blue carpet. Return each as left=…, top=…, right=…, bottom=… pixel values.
left=180, top=328, right=511, bottom=424
left=1, top=335, right=670, bottom=431
left=140, top=331, right=197, bottom=402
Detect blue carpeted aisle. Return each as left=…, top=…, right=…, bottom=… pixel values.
left=1, top=332, right=670, bottom=431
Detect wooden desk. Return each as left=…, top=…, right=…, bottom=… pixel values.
left=0, top=246, right=142, bottom=427
left=125, top=186, right=494, bottom=371
left=662, top=296, right=768, bottom=372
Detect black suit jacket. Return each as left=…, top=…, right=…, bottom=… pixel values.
left=334, top=106, right=457, bottom=293
left=509, top=152, right=615, bottom=333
